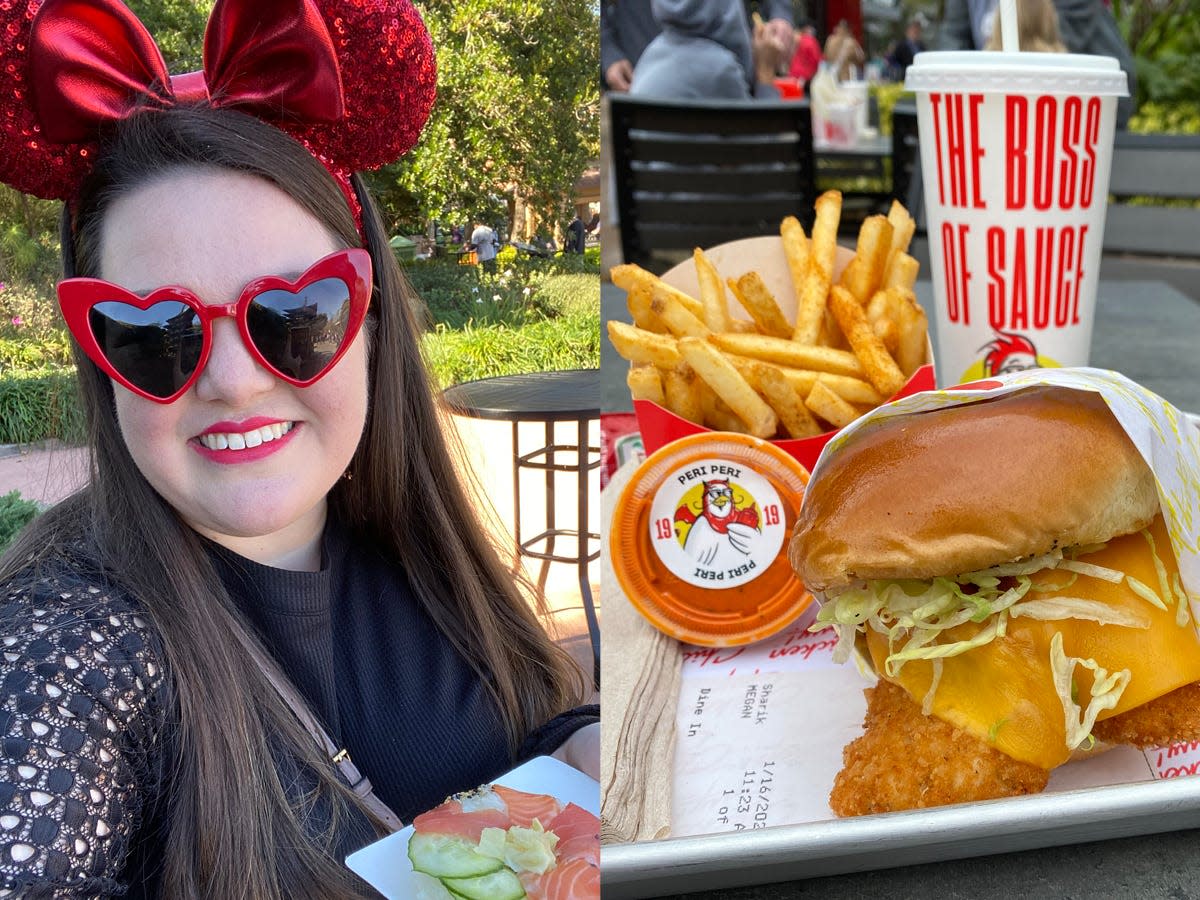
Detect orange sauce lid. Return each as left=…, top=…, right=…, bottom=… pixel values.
left=610, top=432, right=813, bottom=647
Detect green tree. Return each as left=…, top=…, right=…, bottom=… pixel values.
left=1113, top=0, right=1200, bottom=107
left=0, top=1, right=211, bottom=293
left=370, top=0, right=600, bottom=237
left=125, top=0, right=212, bottom=72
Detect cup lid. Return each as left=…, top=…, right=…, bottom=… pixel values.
left=905, top=50, right=1128, bottom=97
left=609, top=432, right=813, bottom=647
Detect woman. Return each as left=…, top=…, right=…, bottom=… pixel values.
left=823, top=19, right=866, bottom=82
left=0, top=1, right=597, bottom=897
left=983, top=0, right=1068, bottom=53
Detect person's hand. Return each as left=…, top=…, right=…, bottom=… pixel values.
left=752, top=20, right=786, bottom=84
left=765, top=17, right=794, bottom=66
left=552, top=722, right=600, bottom=780
left=605, top=59, right=634, bottom=92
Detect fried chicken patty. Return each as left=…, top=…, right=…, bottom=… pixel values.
left=829, top=680, right=1049, bottom=817
left=1092, top=681, right=1200, bottom=748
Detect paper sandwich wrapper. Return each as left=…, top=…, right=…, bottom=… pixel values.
left=635, top=236, right=936, bottom=473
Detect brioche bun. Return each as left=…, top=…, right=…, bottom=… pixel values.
left=790, top=387, right=1158, bottom=592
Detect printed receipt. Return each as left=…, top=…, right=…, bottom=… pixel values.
left=670, top=387, right=1200, bottom=833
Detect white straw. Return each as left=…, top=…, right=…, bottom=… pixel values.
left=1000, top=0, right=1020, bottom=52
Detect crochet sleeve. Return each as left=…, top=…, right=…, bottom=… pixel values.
left=0, top=569, right=167, bottom=899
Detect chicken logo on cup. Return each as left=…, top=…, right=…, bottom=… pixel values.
left=648, top=460, right=788, bottom=589
left=959, top=329, right=1062, bottom=380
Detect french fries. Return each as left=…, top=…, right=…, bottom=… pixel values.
left=626, top=365, right=665, bottom=406
left=727, top=272, right=792, bottom=339
left=708, top=333, right=866, bottom=379
left=677, top=338, right=777, bottom=439
left=805, top=381, right=860, bottom=429
left=607, top=320, right=680, bottom=368
left=612, top=193, right=930, bottom=440
left=693, top=249, right=731, bottom=332
left=838, top=215, right=894, bottom=305
left=828, top=286, right=906, bottom=398
left=661, top=363, right=704, bottom=424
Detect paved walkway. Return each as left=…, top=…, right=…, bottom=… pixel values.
left=0, top=442, right=89, bottom=506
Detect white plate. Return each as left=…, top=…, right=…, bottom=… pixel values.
left=345, top=755, right=600, bottom=899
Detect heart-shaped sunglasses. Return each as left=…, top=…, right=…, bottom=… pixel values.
left=57, top=249, right=373, bottom=403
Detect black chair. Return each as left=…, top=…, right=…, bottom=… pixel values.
left=609, top=94, right=818, bottom=274
left=889, top=100, right=930, bottom=272
left=890, top=100, right=923, bottom=228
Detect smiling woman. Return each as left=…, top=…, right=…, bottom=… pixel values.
left=0, top=0, right=597, bottom=898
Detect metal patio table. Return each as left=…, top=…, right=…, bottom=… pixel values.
left=443, top=369, right=600, bottom=684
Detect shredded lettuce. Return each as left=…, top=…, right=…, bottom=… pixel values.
left=1143, top=529, right=1176, bottom=618
left=814, top=535, right=1180, bottom=717
left=1055, top=559, right=1124, bottom=583
left=1173, top=573, right=1191, bottom=628
left=922, top=658, right=944, bottom=715
left=885, top=613, right=1008, bottom=676
left=987, top=718, right=1008, bottom=743
left=962, top=552, right=1062, bottom=580
left=1009, top=598, right=1151, bottom=629
left=1049, top=632, right=1131, bottom=751
left=1125, top=575, right=1168, bottom=611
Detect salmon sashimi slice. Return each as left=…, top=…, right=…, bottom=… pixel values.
left=492, top=784, right=563, bottom=828
left=538, top=858, right=600, bottom=900
left=544, top=804, right=599, bottom=866
left=412, top=800, right=512, bottom=843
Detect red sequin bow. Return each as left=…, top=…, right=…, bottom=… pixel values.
left=0, top=0, right=437, bottom=227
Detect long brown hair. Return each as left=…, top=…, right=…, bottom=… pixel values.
left=1, top=105, right=586, bottom=899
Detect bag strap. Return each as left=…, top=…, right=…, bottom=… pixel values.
left=249, top=643, right=406, bottom=833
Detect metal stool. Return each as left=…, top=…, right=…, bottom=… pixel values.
left=443, top=369, right=601, bottom=685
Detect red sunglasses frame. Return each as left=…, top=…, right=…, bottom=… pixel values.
left=57, top=248, right=373, bottom=403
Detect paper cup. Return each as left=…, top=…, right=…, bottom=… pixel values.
left=905, top=52, right=1128, bottom=385
left=634, top=237, right=936, bottom=473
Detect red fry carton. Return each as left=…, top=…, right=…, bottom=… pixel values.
left=634, top=236, right=936, bottom=473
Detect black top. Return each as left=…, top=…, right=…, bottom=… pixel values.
left=0, top=523, right=597, bottom=897
left=442, top=369, right=600, bottom=422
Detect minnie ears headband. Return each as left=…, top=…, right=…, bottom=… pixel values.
left=0, top=0, right=437, bottom=230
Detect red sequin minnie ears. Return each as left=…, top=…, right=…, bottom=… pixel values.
left=0, top=0, right=437, bottom=233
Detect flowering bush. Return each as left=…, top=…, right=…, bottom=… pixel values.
left=0, top=281, right=61, bottom=340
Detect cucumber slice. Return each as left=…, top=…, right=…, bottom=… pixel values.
left=443, top=868, right=526, bottom=900
left=408, top=832, right=503, bottom=878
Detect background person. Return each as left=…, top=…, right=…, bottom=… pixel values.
left=939, top=0, right=1137, bottom=126
left=567, top=212, right=586, bottom=254
left=983, top=0, right=1068, bottom=53
left=601, top=0, right=793, bottom=92
left=470, top=220, right=500, bottom=273
left=629, top=0, right=787, bottom=101
left=824, top=19, right=866, bottom=82
left=0, top=0, right=598, bottom=896
left=887, top=17, right=927, bottom=79
left=789, top=21, right=824, bottom=84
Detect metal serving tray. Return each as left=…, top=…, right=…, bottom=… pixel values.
left=601, top=775, right=1200, bottom=898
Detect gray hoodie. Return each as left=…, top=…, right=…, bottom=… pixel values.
left=629, top=0, right=756, bottom=100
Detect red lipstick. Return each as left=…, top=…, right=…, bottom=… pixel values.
left=192, top=419, right=298, bottom=465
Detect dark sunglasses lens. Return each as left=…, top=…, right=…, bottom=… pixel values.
left=247, top=277, right=355, bottom=381
left=89, top=301, right=203, bottom=398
